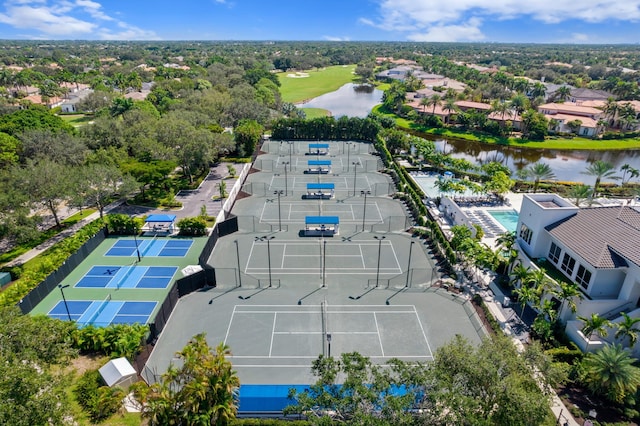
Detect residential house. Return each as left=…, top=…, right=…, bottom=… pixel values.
left=538, top=102, right=602, bottom=137
left=375, top=65, right=435, bottom=82
left=569, top=88, right=613, bottom=103
left=516, top=194, right=640, bottom=353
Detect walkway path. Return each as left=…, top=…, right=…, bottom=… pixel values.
left=3, top=163, right=237, bottom=268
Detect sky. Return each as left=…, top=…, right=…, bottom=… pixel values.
left=0, top=0, right=639, bottom=43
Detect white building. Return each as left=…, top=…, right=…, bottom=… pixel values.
left=516, top=194, right=640, bottom=353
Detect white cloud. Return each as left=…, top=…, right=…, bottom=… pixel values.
left=570, top=33, right=590, bottom=43
left=407, top=19, right=485, bottom=42
left=0, top=0, right=157, bottom=39
left=323, top=35, right=351, bottom=41
left=365, top=0, right=640, bottom=40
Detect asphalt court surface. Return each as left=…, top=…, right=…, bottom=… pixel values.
left=144, top=141, right=486, bottom=385
left=245, top=239, right=402, bottom=275
left=259, top=200, right=383, bottom=224
left=225, top=304, right=433, bottom=361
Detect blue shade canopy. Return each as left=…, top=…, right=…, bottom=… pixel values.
left=305, top=216, right=340, bottom=225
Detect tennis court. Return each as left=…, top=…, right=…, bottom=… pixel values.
left=245, top=239, right=402, bottom=275
left=259, top=200, right=383, bottom=225
left=105, top=238, right=193, bottom=257
left=48, top=298, right=157, bottom=326
left=75, top=266, right=177, bottom=289
left=225, top=303, right=433, bottom=360
left=268, top=175, right=373, bottom=193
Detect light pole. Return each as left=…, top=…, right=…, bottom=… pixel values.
left=131, top=215, right=141, bottom=262
left=360, top=190, right=370, bottom=232
left=288, top=141, right=293, bottom=167
left=326, top=333, right=332, bottom=358
left=406, top=241, right=415, bottom=288
left=274, top=190, right=283, bottom=231
left=58, top=284, right=71, bottom=321
left=374, top=235, right=386, bottom=288
left=322, top=239, right=327, bottom=287
left=352, top=161, right=359, bottom=196
left=234, top=240, right=242, bottom=288
left=256, top=236, right=275, bottom=288
left=346, top=142, right=353, bottom=171
left=282, top=161, right=289, bottom=196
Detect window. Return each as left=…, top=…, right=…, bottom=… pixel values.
left=561, top=253, right=576, bottom=276
left=519, top=223, right=533, bottom=245
left=576, top=265, right=592, bottom=289
left=548, top=242, right=561, bottom=264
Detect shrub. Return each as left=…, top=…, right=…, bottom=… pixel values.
left=74, top=369, right=124, bottom=422
left=177, top=217, right=208, bottom=236
left=0, top=219, right=106, bottom=307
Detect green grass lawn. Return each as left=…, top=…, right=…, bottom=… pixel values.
left=301, top=107, right=331, bottom=119
left=59, top=114, right=93, bottom=127
left=372, top=105, right=640, bottom=150
left=277, top=65, right=357, bottom=103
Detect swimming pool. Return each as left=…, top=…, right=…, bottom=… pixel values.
left=488, top=210, right=519, bottom=233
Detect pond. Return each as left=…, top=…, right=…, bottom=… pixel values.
left=298, top=83, right=383, bottom=118
left=434, top=138, right=640, bottom=184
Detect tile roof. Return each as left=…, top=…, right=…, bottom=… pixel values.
left=455, top=100, right=491, bottom=110
left=545, top=206, right=640, bottom=268
left=539, top=102, right=602, bottom=115
left=543, top=113, right=597, bottom=128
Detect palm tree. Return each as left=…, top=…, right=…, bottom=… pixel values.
left=552, top=281, right=583, bottom=316
left=582, top=160, right=619, bottom=199
left=579, top=313, right=612, bottom=352
left=566, top=183, right=592, bottom=207
left=614, top=312, right=640, bottom=347
left=513, top=284, right=538, bottom=317
left=490, top=99, right=510, bottom=127
left=582, top=344, right=640, bottom=404
left=531, top=82, right=547, bottom=99
left=442, top=99, right=458, bottom=123
left=554, top=86, right=572, bottom=102
left=620, top=163, right=640, bottom=185
left=427, top=94, right=442, bottom=116
left=509, top=263, right=530, bottom=287
left=603, top=97, right=619, bottom=126
left=524, top=162, right=556, bottom=193
left=509, top=93, right=529, bottom=117
left=419, top=96, right=430, bottom=113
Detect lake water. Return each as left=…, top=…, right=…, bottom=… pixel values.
left=300, top=85, right=640, bottom=183
left=298, top=83, right=383, bottom=118
left=434, top=139, right=640, bottom=184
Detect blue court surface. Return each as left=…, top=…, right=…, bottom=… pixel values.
left=48, top=300, right=157, bottom=327
left=75, top=266, right=177, bottom=289
left=105, top=239, right=193, bottom=257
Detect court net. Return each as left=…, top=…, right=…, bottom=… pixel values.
left=141, top=234, right=158, bottom=256
left=88, top=293, right=111, bottom=326
left=117, top=261, right=137, bottom=289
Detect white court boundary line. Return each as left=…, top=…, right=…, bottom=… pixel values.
left=225, top=304, right=433, bottom=361
left=245, top=240, right=402, bottom=275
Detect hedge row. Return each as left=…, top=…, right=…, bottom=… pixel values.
left=375, top=136, right=456, bottom=266
left=0, top=218, right=106, bottom=308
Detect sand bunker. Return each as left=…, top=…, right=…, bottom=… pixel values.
left=286, top=72, right=310, bottom=78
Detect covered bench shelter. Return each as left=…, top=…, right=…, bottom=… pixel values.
left=304, top=215, right=340, bottom=236
left=305, top=143, right=329, bottom=156
left=304, top=160, right=331, bottom=174
left=303, top=183, right=335, bottom=199
left=143, top=214, right=177, bottom=234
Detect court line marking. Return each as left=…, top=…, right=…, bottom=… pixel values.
left=374, top=312, right=384, bottom=357
left=223, top=305, right=237, bottom=345
left=358, top=244, right=366, bottom=268
left=269, top=313, right=277, bottom=357
left=244, top=241, right=257, bottom=274
left=414, top=306, right=434, bottom=359
left=388, top=242, right=402, bottom=273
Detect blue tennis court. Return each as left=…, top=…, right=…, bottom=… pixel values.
left=105, top=239, right=193, bottom=257
left=48, top=299, right=157, bottom=327
left=75, top=266, right=177, bottom=289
